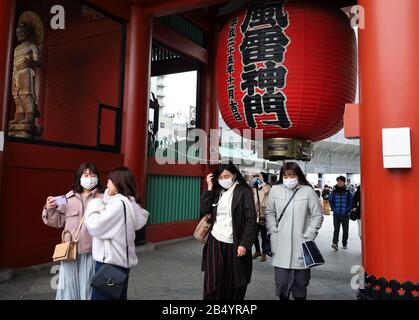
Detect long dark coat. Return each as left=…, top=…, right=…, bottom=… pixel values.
left=200, top=183, right=257, bottom=288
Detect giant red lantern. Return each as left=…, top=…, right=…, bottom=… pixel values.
left=216, top=1, right=357, bottom=160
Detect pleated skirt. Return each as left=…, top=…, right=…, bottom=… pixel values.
left=56, top=253, right=95, bottom=300
left=204, top=233, right=247, bottom=299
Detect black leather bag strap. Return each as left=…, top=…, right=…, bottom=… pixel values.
left=255, top=185, right=261, bottom=214
left=120, top=200, right=130, bottom=272
left=276, top=188, right=299, bottom=228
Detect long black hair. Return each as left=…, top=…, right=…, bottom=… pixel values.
left=212, top=162, right=250, bottom=190
left=260, top=172, right=272, bottom=186
left=278, top=162, right=311, bottom=187
left=71, top=162, right=104, bottom=194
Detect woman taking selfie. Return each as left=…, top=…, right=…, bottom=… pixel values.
left=265, top=162, right=323, bottom=300
left=42, top=162, right=103, bottom=300
left=200, top=162, right=257, bottom=300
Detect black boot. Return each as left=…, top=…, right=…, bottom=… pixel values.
left=279, top=293, right=289, bottom=300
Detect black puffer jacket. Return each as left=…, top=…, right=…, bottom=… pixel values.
left=351, top=187, right=361, bottom=220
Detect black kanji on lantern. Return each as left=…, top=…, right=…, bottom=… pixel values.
left=241, top=2, right=289, bottom=33
left=243, top=94, right=264, bottom=128
left=258, top=61, right=287, bottom=94
left=226, top=17, right=242, bottom=121
left=241, top=61, right=288, bottom=95
left=261, top=93, right=291, bottom=128
left=243, top=93, right=291, bottom=129
left=240, top=26, right=290, bottom=65
left=241, top=65, right=258, bottom=95
left=239, top=2, right=292, bottom=129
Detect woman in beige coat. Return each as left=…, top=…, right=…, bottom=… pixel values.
left=251, top=172, right=272, bottom=262
left=42, top=162, right=103, bottom=300
left=265, top=162, right=323, bottom=300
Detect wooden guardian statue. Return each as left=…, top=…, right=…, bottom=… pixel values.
left=8, top=11, right=44, bottom=139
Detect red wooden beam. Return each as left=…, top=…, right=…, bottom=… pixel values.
left=3, top=142, right=123, bottom=171
left=146, top=219, right=198, bottom=242
left=153, top=20, right=208, bottom=64
left=86, top=0, right=131, bottom=21
left=180, top=9, right=213, bottom=33
left=344, top=103, right=360, bottom=139
left=144, top=0, right=228, bottom=18
left=359, top=0, right=419, bottom=285
left=123, top=6, right=153, bottom=206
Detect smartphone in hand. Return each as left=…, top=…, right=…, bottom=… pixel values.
left=53, top=195, right=67, bottom=206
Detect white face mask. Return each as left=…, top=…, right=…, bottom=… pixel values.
left=80, top=177, right=98, bottom=190
left=219, top=178, right=234, bottom=189
left=283, top=178, right=298, bottom=189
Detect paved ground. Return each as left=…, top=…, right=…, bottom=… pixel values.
left=0, top=214, right=362, bottom=300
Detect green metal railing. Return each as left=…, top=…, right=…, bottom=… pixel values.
left=146, top=175, right=201, bottom=224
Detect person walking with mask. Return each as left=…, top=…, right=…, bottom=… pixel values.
left=42, top=162, right=103, bottom=300
left=251, top=172, right=272, bottom=262
left=265, top=162, right=323, bottom=300
left=200, top=162, right=257, bottom=300
left=329, top=176, right=353, bottom=250
left=321, top=185, right=331, bottom=215
left=350, top=185, right=361, bottom=239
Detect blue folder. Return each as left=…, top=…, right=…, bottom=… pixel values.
left=301, top=240, right=325, bottom=268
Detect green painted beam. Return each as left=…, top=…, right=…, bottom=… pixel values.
left=146, top=175, right=201, bottom=224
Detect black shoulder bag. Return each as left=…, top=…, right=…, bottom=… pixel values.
left=91, top=200, right=130, bottom=300
left=276, top=188, right=299, bottom=228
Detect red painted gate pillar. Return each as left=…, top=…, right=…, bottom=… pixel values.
left=358, top=0, right=419, bottom=299
left=200, top=28, right=219, bottom=189
left=123, top=6, right=153, bottom=206
left=0, top=0, right=16, bottom=236
left=0, top=0, right=15, bottom=130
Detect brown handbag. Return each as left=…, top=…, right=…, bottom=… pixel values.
left=193, top=214, right=211, bottom=244
left=258, top=206, right=267, bottom=225
left=52, top=213, right=85, bottom=262
left=52, top=230, right=78, bottom=262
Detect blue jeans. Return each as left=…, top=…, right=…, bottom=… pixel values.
left=91, top=262, right=129, bottom=300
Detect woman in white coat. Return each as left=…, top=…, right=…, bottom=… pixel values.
left=85, top=167, right=149, bottom=300
left=265, top=162, right=323, bottom=300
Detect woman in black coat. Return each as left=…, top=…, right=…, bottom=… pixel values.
left=200, top=162, right=257, bottom=300
left=351, top=185, right=361, bottom=238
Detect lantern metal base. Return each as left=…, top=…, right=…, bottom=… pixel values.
left=262, top=138, right=313, bottom=161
